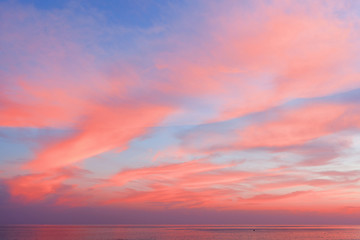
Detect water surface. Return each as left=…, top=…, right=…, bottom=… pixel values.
left=1, top=225, right=359, bottom=240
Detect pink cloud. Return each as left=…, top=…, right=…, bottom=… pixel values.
left=102, top=159, right=237, bottom=188
left=26, top=102, right=174, bottom=171
left=1, top=0, right=360, bottom=216
left=7, top=173, right=67, bottom=201
left=5, top=167, right=84, bottom=201
left=239, top=103, right=351, bottom=148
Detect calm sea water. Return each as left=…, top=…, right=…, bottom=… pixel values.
left=1, top=225, right=359, bottom=240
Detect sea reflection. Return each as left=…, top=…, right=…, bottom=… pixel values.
left=0, top=225, right=359, bottom=240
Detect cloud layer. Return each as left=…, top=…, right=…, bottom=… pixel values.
left=1, top=0, right=360, bottom=224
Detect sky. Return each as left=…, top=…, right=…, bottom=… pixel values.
left=1, top=0, right=360, bottom=224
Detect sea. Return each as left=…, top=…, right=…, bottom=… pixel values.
left=0, top=225, right=360, bottom=240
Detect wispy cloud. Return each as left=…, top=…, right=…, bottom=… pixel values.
left=1, top=0, right=360, bottom=223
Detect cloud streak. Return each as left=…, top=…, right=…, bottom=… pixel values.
left=1, top=0, right=360, bottom=224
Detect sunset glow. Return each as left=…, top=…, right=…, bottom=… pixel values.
left=1, top=0, right=360, bottom=224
